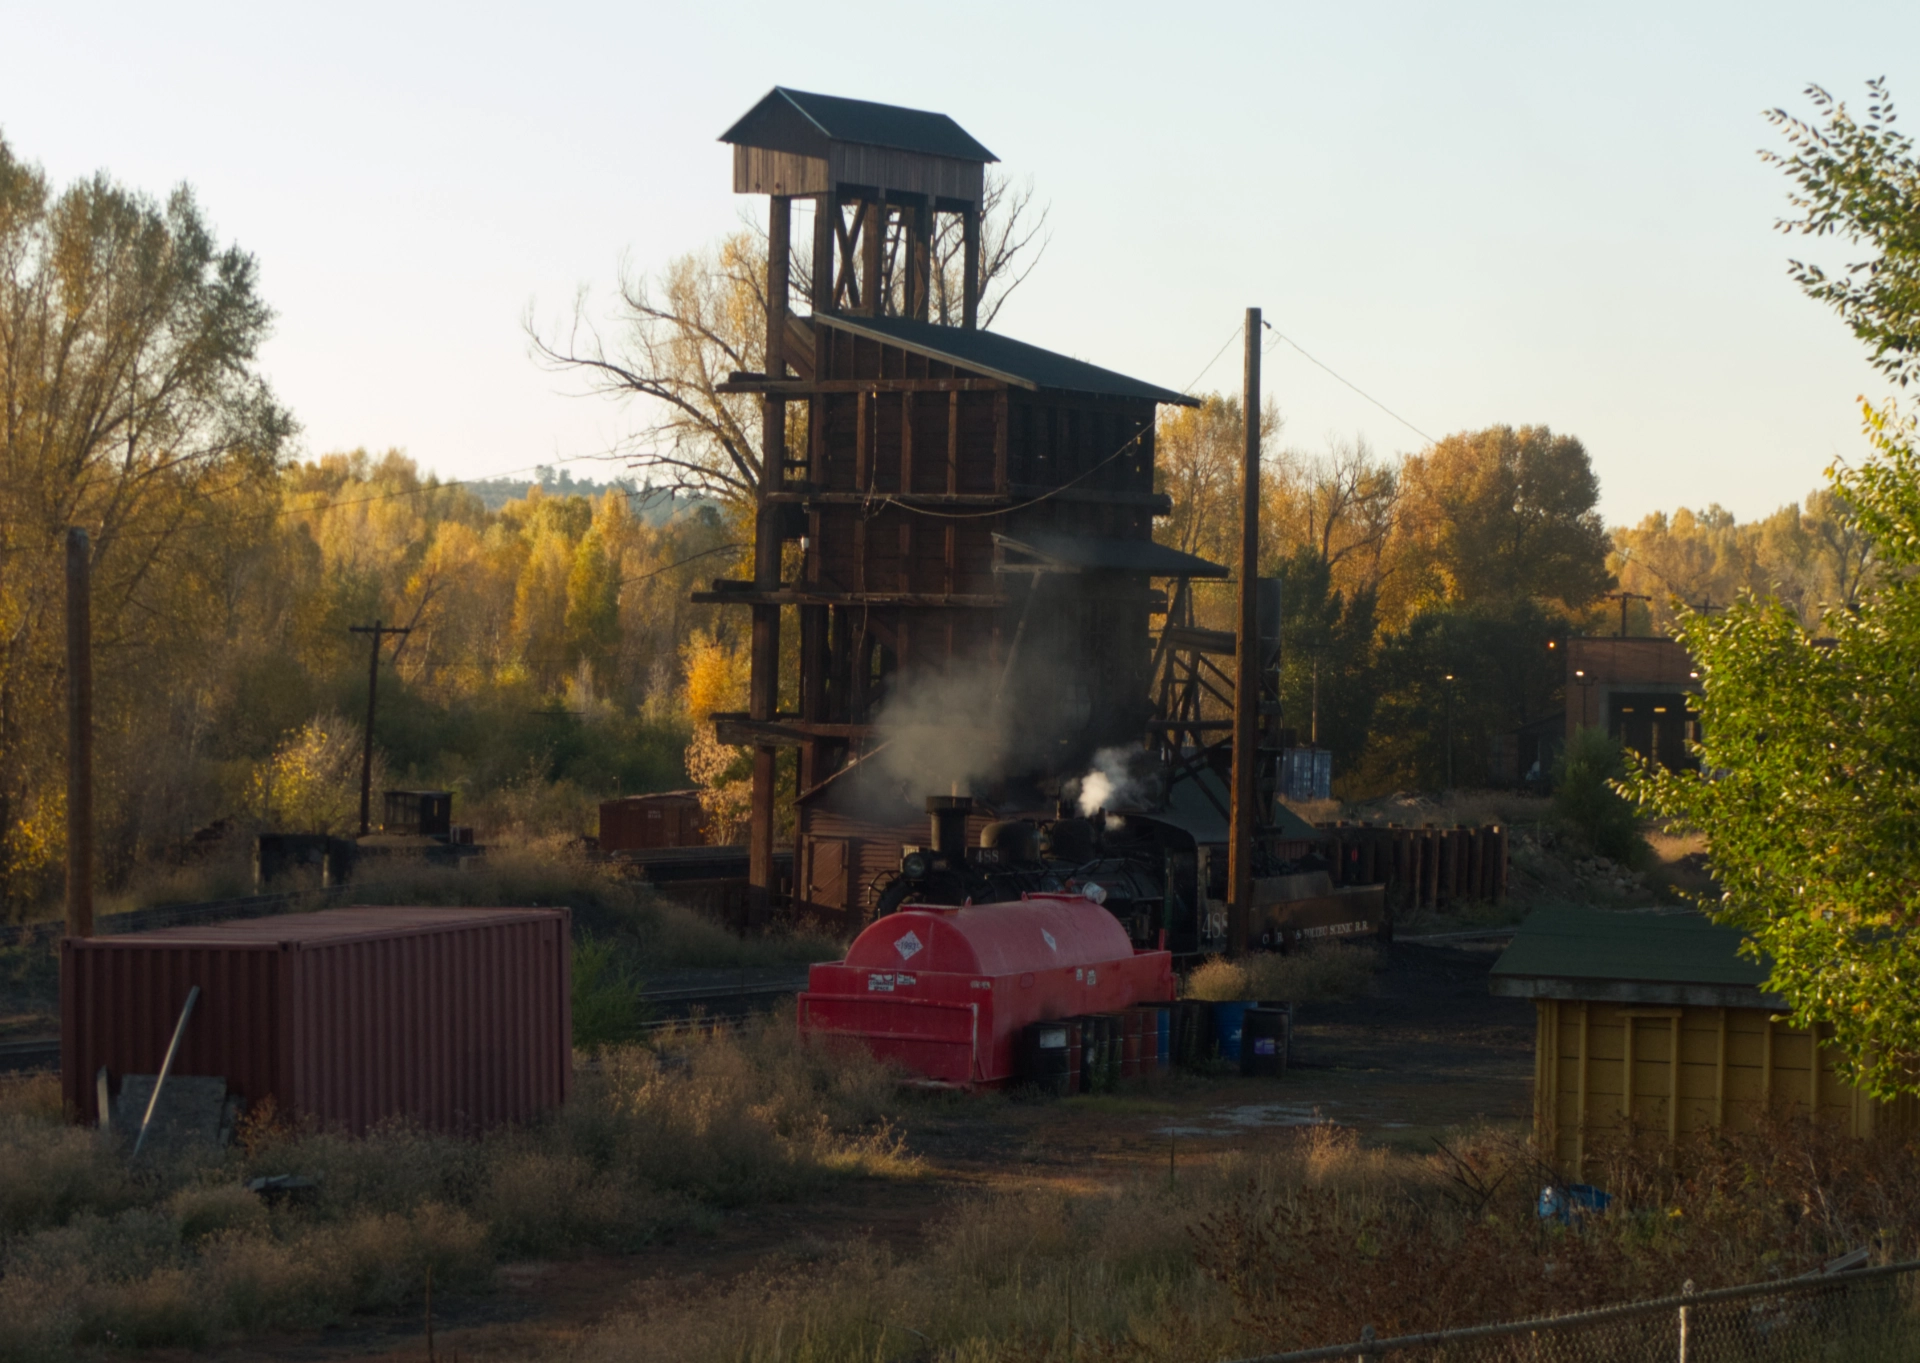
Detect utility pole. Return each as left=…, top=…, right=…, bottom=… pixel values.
left=1310, top=653, right=1320, bottom=748
left=347, top=621, right=411, bottom=837
left=1604, top=591, right=1650, bottom=638
left=1227, top=307, right=1263, bottom=957
left=66, top=528, right=93, bottom=939
left=1443, top=673, right=1456, bottom=791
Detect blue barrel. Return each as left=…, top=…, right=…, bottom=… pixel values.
left=1212, top=1000, right=1251, bottom=1063
left=1156, top=1007, right=1171, bottom=1069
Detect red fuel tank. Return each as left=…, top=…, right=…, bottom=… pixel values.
left=797, top=892, right=1174, bottom=1086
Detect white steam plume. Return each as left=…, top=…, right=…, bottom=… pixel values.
left=1077, top=745, right=1146, bottom=817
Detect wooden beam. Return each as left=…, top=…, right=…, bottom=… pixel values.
left=900, top=390, right=914, bottom=493
left=716, top=377, right=1007, bottom=395
left=993, top=390, right=1009, bottom=493
left=910, top=199, right=933, bottom=321
left=962, top=205, right=980, bottom=329
left=812, top=191, right=836, bottom=312
left=855, top=390, right=870, bottom=491
left=764, top=490, right=1011, bottom=507
left=1668, top=1016, right=1681, bottom=1148
left=861, top=197, right=883, bottom=316
left=693, top=587, right=1007, bottom=608
left=766, top=196, right=791, bottom=379
left=946, top=391, right=960, bottom=495
left=1576, top=1001, right=1590, bottom=1175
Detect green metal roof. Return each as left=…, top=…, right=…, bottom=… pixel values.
left=813, top=314, right=1200, bottom=407
left=1490, top=906, right=1774, bottom=1004
left=720, top=88, right=998, bottom=163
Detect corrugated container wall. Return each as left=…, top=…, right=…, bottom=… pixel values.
left=1532, top=998, right=1919, bottom=1174
left=62, top=907, right=571, bottom=1135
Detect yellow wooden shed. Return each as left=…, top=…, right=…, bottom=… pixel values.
left=1489, top=907, right=1917, bottom=1173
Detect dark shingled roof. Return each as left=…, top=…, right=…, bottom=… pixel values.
left=720, top=88, right=997, bottom=163
left=1490, top=906, right=1775, bottom=1001
left=994, top=531, right=1228, bottom=579
left=813, top=314, right=1200, bottom=407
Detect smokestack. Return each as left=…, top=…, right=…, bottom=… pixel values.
left=926, top=795, right=973, bottom=858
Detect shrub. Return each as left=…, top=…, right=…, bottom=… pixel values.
left=1553, top=725, right=1646, bottom=864
left=571, top=935, right=651, bottom=1049
left=1184, top=943, right=1376, bottom=1004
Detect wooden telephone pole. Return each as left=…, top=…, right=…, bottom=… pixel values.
left=66, top=528, right=93, bottom=939
left=1227, top=308, right=1263, bottom=955
left=347, top=622, right=411, bottom=837
left=1604, top=591, right=1651, bottom=637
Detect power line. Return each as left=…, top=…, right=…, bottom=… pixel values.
left=1264, top=328, right=1438, bottom=447
left=1183, top=321, right=1246, bottom=394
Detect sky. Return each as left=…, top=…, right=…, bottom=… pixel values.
left=4, top=1, right=1916, bottom=525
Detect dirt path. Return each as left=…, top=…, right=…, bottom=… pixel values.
left=194, top=941, right=1532, bottom=1361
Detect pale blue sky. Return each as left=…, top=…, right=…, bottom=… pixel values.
left=4, top=1, right=1914, bottom=523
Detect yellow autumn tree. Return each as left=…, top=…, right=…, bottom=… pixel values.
left=679, top=628, right=751, bottom=842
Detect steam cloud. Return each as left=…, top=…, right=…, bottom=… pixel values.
left=868, top=662, right=1009, bottom=800
left=1076, top=745, right=1149, bottom=817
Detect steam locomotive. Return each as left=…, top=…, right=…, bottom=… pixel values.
left=872, top=791, right=1386, bottom=959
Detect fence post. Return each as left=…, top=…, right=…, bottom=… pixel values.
left=1677, top=1278, right=1693, bottom=1363
left=1356, top=1323, right=1379, bottom=1361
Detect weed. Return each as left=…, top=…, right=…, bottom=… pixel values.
left=0, top=1010, right=905, bottom=1353
left=1184, top=943, right=1376, bottom=1004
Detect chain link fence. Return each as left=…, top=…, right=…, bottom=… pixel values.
left=1227, top=1260, right=1920, bottom=1363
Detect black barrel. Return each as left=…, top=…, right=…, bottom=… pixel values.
left=1175, top=999, right=1215, bottom=1069
left=1101, top=1014, right=1124, bottom=1090
left=1021, top=1020, right=1073, bottom=1097
left=1078, top=1017, right=1100, bottom=1093
left=1241, top=1006, right=1289, bottom=1078
left=1255, top=1000, right=1296, bottom=1066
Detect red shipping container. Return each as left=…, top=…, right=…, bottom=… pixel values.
left=797, top=892, right=1174, bottom=1087
left=62, top=906, right=571, bottom=1135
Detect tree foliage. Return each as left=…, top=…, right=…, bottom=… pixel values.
left=0, top=133, right=291, bottom=910
left=1386, top=424, right=1612, bottom=626
left=1635, top=410, right=1920, bottom=1096
left=529, top=176, right=1047, bottom=505
left=1552, top=725, right=1643, bottom=864
left=1634, top=81, right=1920, bottom=1098
left=1611, top=490, right=1875, bottom=634
left=1765, top=78, right=1920, bottom=388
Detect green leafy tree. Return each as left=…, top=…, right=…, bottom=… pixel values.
left=1356, top=601, right=1565, bottom=794
left=0, top=132, right=290, bottom=909
left=1635, top=82, right=1920, bottom=1098
left=1553, top=726, right=1643, bottom=864
left=1765, top=78, right=1920, bottom=388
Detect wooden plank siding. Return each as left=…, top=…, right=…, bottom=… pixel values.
left=1535, top=998, right=1918, bottom=1173
left=775, top=327, right=1174, bottom=924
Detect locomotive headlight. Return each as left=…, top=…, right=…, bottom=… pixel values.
left=902, top=851, right=930, bottom=880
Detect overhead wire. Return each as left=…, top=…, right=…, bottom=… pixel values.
left=1263, top=327, right=1437, bottom=448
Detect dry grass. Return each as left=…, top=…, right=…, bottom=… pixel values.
left=563, top=1118, right=1920, bottom=1363
left=344, top=847, right=844, bottom=969
left=1183, top=942, right=1377, bottom=1004
left=0, top=1013, right=910, bottom=1357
